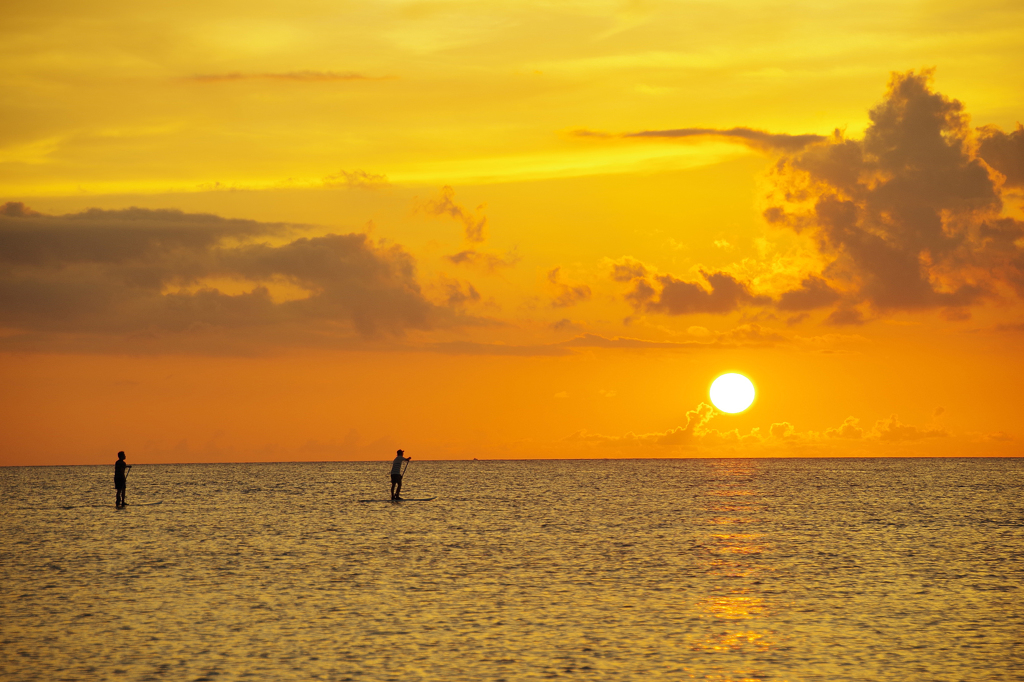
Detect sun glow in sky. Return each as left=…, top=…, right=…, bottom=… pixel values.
left=1, top=0, right=1023, bottom=465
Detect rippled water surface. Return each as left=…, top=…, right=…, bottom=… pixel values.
left=2, top=459, right=1022, bottom=681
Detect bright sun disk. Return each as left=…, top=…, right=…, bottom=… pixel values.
left=710, top=373, right=755, bottom=413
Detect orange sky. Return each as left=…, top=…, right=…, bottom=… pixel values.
left=2, top=0, right=1023, bottom=465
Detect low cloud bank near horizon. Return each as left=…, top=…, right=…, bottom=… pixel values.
left=610, top=70, right=1024, bottom=326
left=564, top=403, right=955, bottom=455
left=0, top=204, right=466, bottom=352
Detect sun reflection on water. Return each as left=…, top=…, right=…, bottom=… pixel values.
left=688, top=461, right=781, bottom=675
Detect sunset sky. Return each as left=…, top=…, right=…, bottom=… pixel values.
left=2, top=0, right=1022, bottom=465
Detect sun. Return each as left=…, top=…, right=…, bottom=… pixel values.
left=710, top=373, right=755, bottom=413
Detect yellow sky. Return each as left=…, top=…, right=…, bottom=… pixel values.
left=2, top=0, right=1023, bottom=464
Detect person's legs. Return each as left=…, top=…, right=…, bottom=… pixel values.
left=394, top=475, right=403, bottom=499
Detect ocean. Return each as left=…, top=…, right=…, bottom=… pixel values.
left=1, top=458, right=1021, bottom=681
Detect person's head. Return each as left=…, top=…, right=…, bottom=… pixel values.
left=117, top=451, right=125, bottom=460
left=396, top=449, right=404, bottom=457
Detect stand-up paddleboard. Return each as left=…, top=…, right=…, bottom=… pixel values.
left=358, top=496, right=437, bottom=503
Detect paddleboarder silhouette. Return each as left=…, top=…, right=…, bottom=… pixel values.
left=390, top=449, right=411, bottom=500
left=114, top=451, right=131, bottom=508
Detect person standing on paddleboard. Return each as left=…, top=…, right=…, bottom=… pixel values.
left=390, top=449, right=411, bottom=500
left=114, top=451, right=131, bottom=508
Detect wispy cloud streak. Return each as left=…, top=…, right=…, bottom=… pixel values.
left=188, top=71, right=388, bottom=83
left=624, top=127, right=826, bottom=152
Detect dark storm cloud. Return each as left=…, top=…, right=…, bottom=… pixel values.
left=765, top=70, right=1024, bottom=313
left=624, top=127, right=826, bottom=153
left=0, top=205, right=457, bottom=351
left=977, top=124, right=1024, bottom=188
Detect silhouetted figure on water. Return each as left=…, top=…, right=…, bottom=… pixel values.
left=391, top=449, right=411, bottom=500
left=115, top=451, right=131, bottom=508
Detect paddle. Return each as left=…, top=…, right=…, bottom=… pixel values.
left=124, top=465, right=132, bottom=505
left=394, top=457, right=411, bottom=500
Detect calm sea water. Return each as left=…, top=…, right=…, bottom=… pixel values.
left=1, top=459, right=1022, bottom=681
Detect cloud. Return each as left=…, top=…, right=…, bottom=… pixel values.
left=624, top=127, right=827, bottom=153
left=565, top=402, right=716, bottom=448
left=424, top=186, right=487, bottom=243
left=403, top=322, right=794, bottom=358
left=0, top=202, right=41, bottom=217
left=421, top=341, right=570, bottom=357
left=188, top=71, right=384, bottom=83
left=977, top=124, right=1024, bottom=188
left=764, top=70, right=1024, bottom=314
left=561, top=333, right=706, bottom=349
left=776, top=275, right=842, bottom=311
left=825, top=306, right=865, bottom=326
left=603, top=72, right=1024, bottom=326
left=446, top=249, right=519, bottom=271
left=435, top=276, right=480, bottom=308
left=551, top=318, right=584, bottom=332
left=321, top=169, right=388, bottom=189
left=611, top=257, right=835, bottom=320
left=624, top=269, right=771, bottom=315
left=0, top=205, right=462, bottom=352
left=769, top=422, right=796, bottom=439
left=872, top=414, right=948, bottom=441
left=564, top=408, right=953, bottom=455
left=785, top=312, right=810, bottom=326
left=609, top=257, right=648, bottom=282
left=825, top=417, right=865, bottom=439
left=567, top=128, right=613, bottom=139
left=561, top=324, right=788, bottom=350
left=547, top=267, right=591, bottom=308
